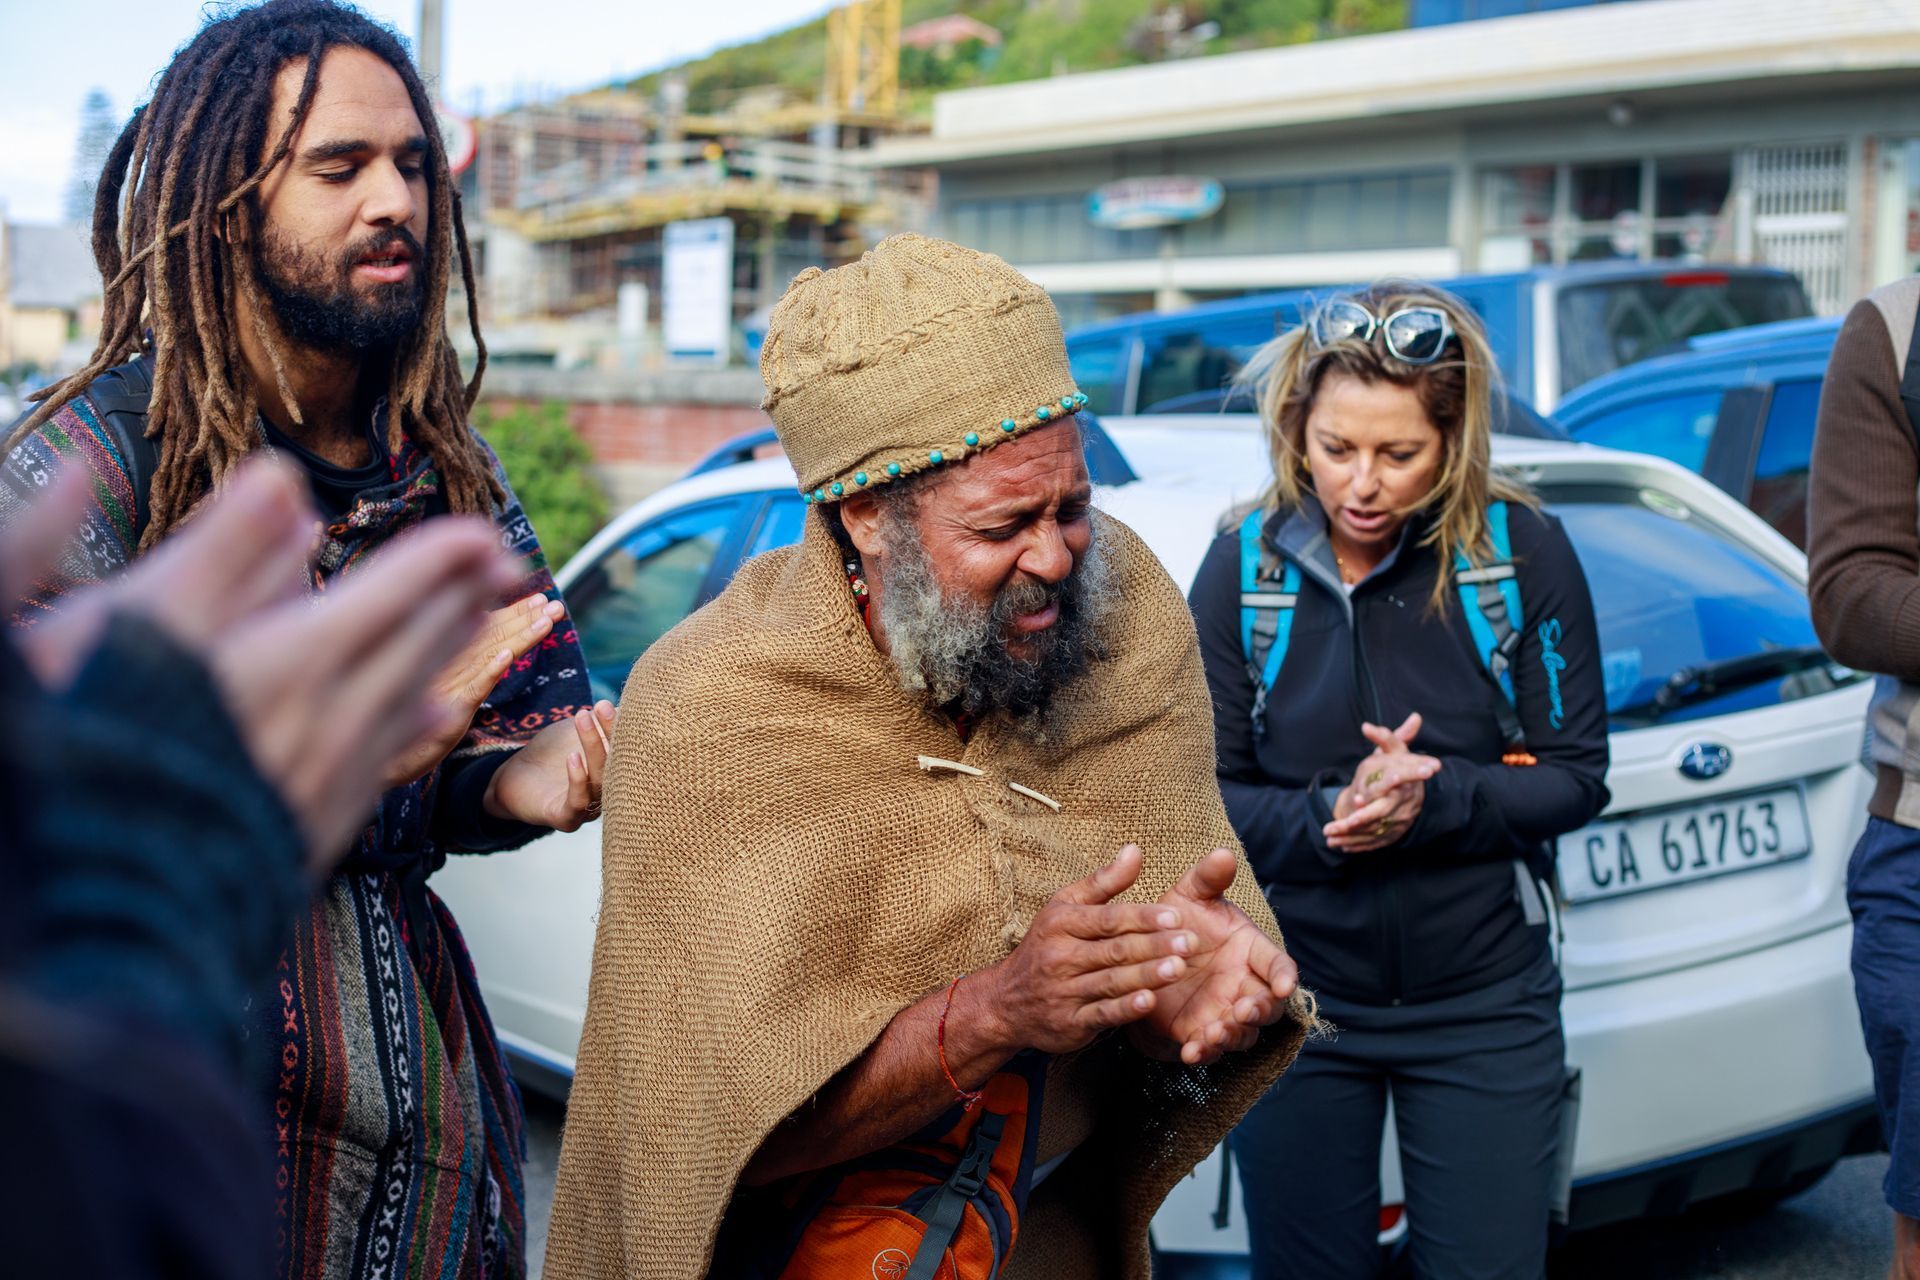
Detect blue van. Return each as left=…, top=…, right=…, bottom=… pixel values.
left=1066, top=262, right=1811, bottom=419
left=1553, top=314, right=1841, bottom=551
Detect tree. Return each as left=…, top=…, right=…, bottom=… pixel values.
left=64, top=89, right=119, bottom=227
left=472, top=400, right=610, bottom=570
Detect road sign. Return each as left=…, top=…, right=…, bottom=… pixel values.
left=438, top=103, right=476, bottom=177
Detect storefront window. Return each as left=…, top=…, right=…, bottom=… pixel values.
left=1656, top=154, right=1734, bottom=218
left=1480, top=164, right=1558, bottom=269
left=1479, top=153, right=1737, bottom=268
left=1484, top=165, right=1554, bottom=230
left=948, top=170, right=1451, bottom=271
left=1570, top=161, right=1640, bottom=223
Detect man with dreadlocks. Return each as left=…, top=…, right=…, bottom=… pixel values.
left=0, top=3, right=612, bottom=1277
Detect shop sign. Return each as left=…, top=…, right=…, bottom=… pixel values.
left=1087, top=176, right=1223, bottom=230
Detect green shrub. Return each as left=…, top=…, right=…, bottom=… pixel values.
left=474, top=399, right=609, bottom=570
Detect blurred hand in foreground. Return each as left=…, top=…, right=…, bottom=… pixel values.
left=0, top=458, right=518, bottom=868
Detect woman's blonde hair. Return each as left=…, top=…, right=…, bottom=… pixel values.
left=1237, top=279, right=1534, bottom=612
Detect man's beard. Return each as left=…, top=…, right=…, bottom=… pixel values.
left=873, top=510, right=1113, bottom=736
left=254, top=225, right=426, bottom=354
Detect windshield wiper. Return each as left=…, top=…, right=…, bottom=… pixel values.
left=1614, top=645, right=1842, bottom=721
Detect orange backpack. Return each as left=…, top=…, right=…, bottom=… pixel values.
left=764, top=1051, right=1045, bottom=1280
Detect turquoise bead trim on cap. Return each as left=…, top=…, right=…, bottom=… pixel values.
left=808, top=389, right=1086, bottom=503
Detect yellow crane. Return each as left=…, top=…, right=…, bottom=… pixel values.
left=826, top=0, right=900, bottom=119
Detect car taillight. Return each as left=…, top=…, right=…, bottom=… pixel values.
left=1380, top=1203, right=1404, bottom=1233
left=1661, top=271, right=1730, bottom=287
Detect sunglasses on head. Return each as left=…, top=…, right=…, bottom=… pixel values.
left=1307, top=299, right=1456, bottom=365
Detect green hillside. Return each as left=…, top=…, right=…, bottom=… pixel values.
left=627, top=0, right=1407, bottom=117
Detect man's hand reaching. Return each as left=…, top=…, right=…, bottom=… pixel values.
left=481, top=700, right=619, bottom=832
left=381, top=592, right=567, bottom=787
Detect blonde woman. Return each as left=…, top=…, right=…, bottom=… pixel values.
left=1186, top=283, right=1610, bottom=1278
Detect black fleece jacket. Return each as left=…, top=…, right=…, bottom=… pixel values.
left=1189, top=495, right=1611, bottom=1006
left=0, top=614, right=307, bottom=1280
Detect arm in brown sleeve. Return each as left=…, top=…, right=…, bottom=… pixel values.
left=1808, top=299, right=1920, bottom=680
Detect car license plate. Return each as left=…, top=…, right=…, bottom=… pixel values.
left=1555, top=785, right=1811, bottom=905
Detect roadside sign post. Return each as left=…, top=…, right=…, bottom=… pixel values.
left=664, top=218, right=735, bottom=366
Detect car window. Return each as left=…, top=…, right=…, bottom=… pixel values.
left=1135, top=315, right=1276, bottom=414
left=1066, top=336, right=1132, bottom=416
left=1749, top=378, right=1822, bottom=550
left=567, top=496, right=757, bottom=701
left=1555, top=274, right=1811, bottom=398
left=748, top=494, right=809, bottom=560
left=1449, top=282, right=1524, bottom=394
left=1565, top=390, right=1723, bottom=472
left=1546, top=483, right=1853, bottom=727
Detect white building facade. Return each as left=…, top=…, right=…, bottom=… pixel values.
left=869, top=0, right=1920, bottom=326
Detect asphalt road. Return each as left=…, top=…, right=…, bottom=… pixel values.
left=519, top=1091, right=1891, bottom=1278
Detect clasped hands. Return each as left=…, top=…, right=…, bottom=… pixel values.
left=1322, top=711, right=1442, bottom=854
left=981, top=844, right=1298, bottom=1068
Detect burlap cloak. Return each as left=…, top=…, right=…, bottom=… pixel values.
left=545, top=511, right=1311, bottom=1279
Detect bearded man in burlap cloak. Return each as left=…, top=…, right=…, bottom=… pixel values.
left=545, top=234, right=1316, bottom=1279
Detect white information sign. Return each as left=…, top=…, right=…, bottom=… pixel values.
left=663, top=218, right=735, bottom=365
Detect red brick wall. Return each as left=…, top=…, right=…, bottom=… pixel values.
left=490, top=398, right=776, bottom=469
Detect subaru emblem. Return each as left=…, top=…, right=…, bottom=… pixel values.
left=1679, top=742, right=1732, bottom=781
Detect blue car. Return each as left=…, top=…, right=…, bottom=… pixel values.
left=1066, top=263, right=1811, bottom=419
left=1554, top=315, right=1841, bottom=551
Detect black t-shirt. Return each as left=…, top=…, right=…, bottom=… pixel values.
left=259, top=415, right=392, bottom=522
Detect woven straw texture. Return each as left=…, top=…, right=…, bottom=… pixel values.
left=543, top=511, right=1309, bottom=1279
left=759, top=234, right=1081, bottom=502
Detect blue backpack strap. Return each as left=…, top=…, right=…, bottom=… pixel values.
left=1238, top=510, right=1300, bottom=741
left=1454, top=500, right=1527, bottom=747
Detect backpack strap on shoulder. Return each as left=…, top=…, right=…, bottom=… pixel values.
left=81, top=355, right=160, bottom=541
left=1238, top=509, right=1300, bottom=742
left=1454, top=500, right=1527, bottom=748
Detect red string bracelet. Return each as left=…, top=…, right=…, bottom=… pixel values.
left=937, top=975, right=986, bottom=1113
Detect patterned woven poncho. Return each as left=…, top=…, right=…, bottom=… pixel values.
left=0, top=393, right=591, bottom=1280
left=546, top=512, right=1311, bottom=1280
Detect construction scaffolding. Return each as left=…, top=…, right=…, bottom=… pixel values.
left=472, top=0, right=927, bottom=334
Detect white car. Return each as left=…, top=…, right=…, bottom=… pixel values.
left=434, top=413, right=1878, bottom=1262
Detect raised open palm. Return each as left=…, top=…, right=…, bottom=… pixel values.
left=1137, top=847, right=1298, bottom=1066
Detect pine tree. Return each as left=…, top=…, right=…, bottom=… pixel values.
left=63, top=89, right=119, bottom=227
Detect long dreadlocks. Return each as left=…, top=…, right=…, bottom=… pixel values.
left=7, top=0, right=498, bottom=550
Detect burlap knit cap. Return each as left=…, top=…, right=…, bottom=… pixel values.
left=759, top=233, right=1087, bottom=504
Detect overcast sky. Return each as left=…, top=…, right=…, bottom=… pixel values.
left=0, top=0, right=838, bottom=224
